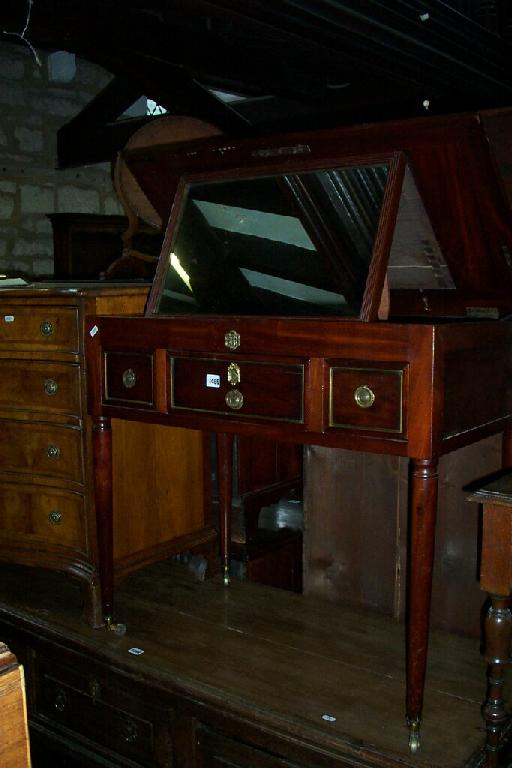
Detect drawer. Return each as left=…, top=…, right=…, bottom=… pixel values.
left=0, top=306, right=79, bottom=352
left=328, top=363, right=406, bottom=434
left=33, top=652, right=172, bottom=767
left=0, top=360, right=81, bottom=415
left=0, top=421, right=82, bottom=483
left=104, top=351, right=154, bottom=407
left=196, top=727, right=304, bottom=767
left=171, top=357, right=304, bottom=423
left=0, top=485, right=85, bottom=550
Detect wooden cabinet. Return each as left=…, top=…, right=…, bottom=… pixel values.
left=0, top=287, right=215, bottom=626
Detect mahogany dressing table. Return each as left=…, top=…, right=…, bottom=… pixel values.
left=85, top=111, right=512, bottom=753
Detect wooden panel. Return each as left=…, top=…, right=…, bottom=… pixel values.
left=104, top=351, right=154, bottom=406
left=237, top=436, right=302, bottom=495
left=304, top=435, right=501, bottom=636
left=443, top=341, right=512, bottom=439
left=0, top=305, right=79, bottom=353
left=112, top=420, right=208, bottom=562
left=0, top=420, right=82, bottom=483
left=0, top=485, right=85, bottom=550
left=0, top=645, right=30, bottom=768
left=171, top=357, right=304, bottom=422
left=0, top=361, right=80, bottom=415
left=303, top=446, right=401, bottom=615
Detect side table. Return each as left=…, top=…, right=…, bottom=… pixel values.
left=467, top=470, right=512, bottom=767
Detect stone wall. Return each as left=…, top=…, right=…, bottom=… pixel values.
left=0, top=42, right=124, bottom=277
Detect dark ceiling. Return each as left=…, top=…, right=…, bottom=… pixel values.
left=1, top=0, right=512, bottom=167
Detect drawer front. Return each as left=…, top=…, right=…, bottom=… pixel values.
left=104, top=351, right=154, bottom=407
left=0, top=306, right=79, bottom=352
left=196, top=727, right=304, bottom=767
left=0, top=421, right=82, bottom=482
left=0, top=485, right=85, bottom=550
left=171, top=357, right=304, bottom=423
left=328, top=364, right=406, bottom=434
left=33, top=653, right=171, bottom=767
left=0, top=360, right=81, bottom=415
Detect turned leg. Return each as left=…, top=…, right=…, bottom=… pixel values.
left=480, top=498, right=512, bottom=766
left=482, top=596, right=511, bottom=767
left=92, top=416, right=124, bottom=634
left=406, top=458, right=439, bottom=752
left=217, top=432, right=234, bottom=585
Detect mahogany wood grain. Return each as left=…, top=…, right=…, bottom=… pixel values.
left=407, top=458, right=438, bottom=745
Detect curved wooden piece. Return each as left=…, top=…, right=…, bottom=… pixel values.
left=406, top=457, right=439, bottom=752
left=217, top=432, right=234, bottom=585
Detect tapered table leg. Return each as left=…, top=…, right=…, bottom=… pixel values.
left=217, top=432, right=234, bottom=585
left=406, top=458, right=439, bottom=752
left=92, top=416, right=124, bottom=634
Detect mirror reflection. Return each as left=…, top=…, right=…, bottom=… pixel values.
left=155, top=164, right=389, bottom=316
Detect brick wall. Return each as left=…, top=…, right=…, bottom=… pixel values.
left=0, top=42, right=124, bottom=277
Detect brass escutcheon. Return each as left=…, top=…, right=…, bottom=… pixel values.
left=121, top=717, right=139, bottom=743
left=354, top=384, right=375, bottom=409
left=227, top=362, right=240, bottom=386
left=40, top=319, right=54, bottom=336
left=225, top=389, right=243, bottom=410
left=47, top=444, right=61, bottom=460
left=224, top=330, right=240, bottom=351
left=122, top=368, right=137, bottom=389
left=44, top=378, right=59, bottom=396
left=48, top=510, right=62, bottom=525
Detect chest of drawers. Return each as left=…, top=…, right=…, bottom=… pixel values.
left=0, top=287, right=215, bottom=627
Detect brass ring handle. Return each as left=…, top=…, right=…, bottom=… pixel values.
left=354, top=384, right=375, bottom=409
left=121, top=717, right=139, bottom=743
left=44, top=378, right=59, bottom=396
left=122, top=368, right=137, bottom=389
left=40, top=320, right=54, bottom=337
left=47, top=444, right=61, bottom=460
left=225, top=389, right=243, bottom=410
left=53, top=688, right=68, bottom=712
left=48, top=510, right=63, bottom=525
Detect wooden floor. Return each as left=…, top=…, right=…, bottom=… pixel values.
left=0, top=559, right=506, bottom=768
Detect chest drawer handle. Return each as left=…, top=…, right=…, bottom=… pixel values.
left=40, top=320, right=54, bottom=337
left=44, top=378, right=59, bottom=396
left=225, top=389, right=243, bottom=410
left=53, top=687, right=68, bottom=712
left=122, top=368, right=137, bottom=389
left=89, top=679, right=101, bottom=703
left=121, top=717, right=139, bottom=743
left=48, top=510, right=63, bottom=525
left=354, top=385, right=375, bottom=409
left=47, top=444, right=61, bottom=460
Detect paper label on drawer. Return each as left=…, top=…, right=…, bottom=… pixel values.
left=206, top=374, right=221, bottom=388
left=3, top=315, right=14, bottom=323
left=89, top=324, right=98, bottom=337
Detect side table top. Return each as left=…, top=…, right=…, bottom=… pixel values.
left=466, top=469, right=512, bottom=506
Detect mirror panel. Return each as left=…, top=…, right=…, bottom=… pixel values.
left=154, top=164, right=389, bottom=317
